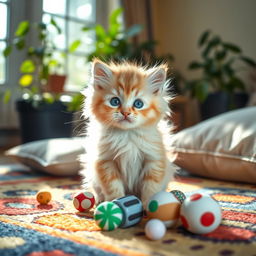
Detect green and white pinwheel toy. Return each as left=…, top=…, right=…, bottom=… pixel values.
left=94, top=201, right=123, bottom=231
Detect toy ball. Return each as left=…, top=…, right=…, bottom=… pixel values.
left=94, top=201, right=123, bottom=231
left=113, top=195, right=143, bottom=228
left=170, top=190, right=186, bottom=203
left=36, top=190, right=52, bottom=205
left=145, top=219, right=166, bottom=240
left=180, top=193, right=222, bottom=234
left=146, top=191, right=181, bottom=228
left=73, top=191, right=95, bottom=212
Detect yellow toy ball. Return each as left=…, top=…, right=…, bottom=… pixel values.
left=146, top=191, right=181, bottom=228
left=36, top=191, right=52, bottom=205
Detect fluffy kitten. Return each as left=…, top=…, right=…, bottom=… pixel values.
left=80, top=58, right=176, bottom=206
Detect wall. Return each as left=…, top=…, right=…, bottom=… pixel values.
left=151, top=0, right=256, bottom=90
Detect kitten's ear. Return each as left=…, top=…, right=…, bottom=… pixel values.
left=147, top=65, right=167, bottom=94
left=92, top=59, right=113, bottom=90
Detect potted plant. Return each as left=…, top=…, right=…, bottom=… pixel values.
left=79, top=8, right=174, bottom=70
left=186, top=30, right=256, bottom=120
left=3, top=18, right=83, bottom=143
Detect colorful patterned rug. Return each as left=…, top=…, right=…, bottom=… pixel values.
left=0, top=164, right=255, bottom=256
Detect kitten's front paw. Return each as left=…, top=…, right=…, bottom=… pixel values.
left=94, top=192, right=105, bottom=205
left=105, top=192, right=125, bottom=202
left=141, top=194, right=152, bottom=209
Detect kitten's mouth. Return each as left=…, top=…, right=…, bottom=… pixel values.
left=119, top=118, right=132, bottom=123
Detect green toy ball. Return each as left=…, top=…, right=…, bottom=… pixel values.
left=94, top=201, right=123, bottom=231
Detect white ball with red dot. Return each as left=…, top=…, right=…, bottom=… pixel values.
left=145, top=219, right=166, bottom=240
left=180, top=193, right=222, bottom=234
left=73, top=191, right=95, bottom=212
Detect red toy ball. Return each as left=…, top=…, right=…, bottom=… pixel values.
left=73, top=191, right=95, bottom=212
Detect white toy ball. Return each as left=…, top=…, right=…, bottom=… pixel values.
left=145, top=219, right=166, bottom=240
left=180, top=193, right=222, bottom=234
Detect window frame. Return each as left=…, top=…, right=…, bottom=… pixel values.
left=42, top=0, right=97, bottom=90
left=0, top=0, right=10, bottom=85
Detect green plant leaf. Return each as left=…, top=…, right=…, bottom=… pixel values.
left=202, top=36, right=221, bottom=58
left=222, top=43, right=241, bottom=53
left=125, top=24, right=143, bottom=38
left=109, top=23, right=120, bottom=38
left=198, top=30, right=210, bottom=46
left=13, top=37, right=25, bottom=50
left=215, top=49, right=227, bottom=60
left=3, top=90, right=11, bottom=103
left=20, top=60, right=35, bottom=73
left=67, top=93, right=84, bottom=112
left=239, top=56, right=256, bottom=67
left=205, top=59, right=219, bottom=76
left=39, top=31, right=46, bottom=41
left=195, top=80, right=209, bottom=102
left=15, top=21, right=30, bottom=36
left=3, top=45, right=12, bottom=57
left=82, top=26, right=92, bottom=32
left=50, top=18, right=62, bottom=34
left=226, top=77, right=245, bottom=92
left=19, top=74, right=33, bottom=87
left=38, top=22, right=47, bottom=30
left=210, top=36, right=221, bottom=46
left=95, top=24, right=106, bottom=40
left=222, top=63, right=234, bottom=77
left=28, top=47, right=35, bottom=56
left=109, top=7, right=123, bottom=25
left=43, top=92, right=55, bottom=104
left=69, top=40, right=81, bottom=53
left=48, top=59, right=58, bottom=67
left=188, top=61, right=203, bottom=70
left=41, top=65, right=49, bottom=80
left=109, top=8, right=123, bottom=38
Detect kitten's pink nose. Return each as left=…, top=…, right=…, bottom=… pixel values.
left=121, top=111, right=130, bottom=118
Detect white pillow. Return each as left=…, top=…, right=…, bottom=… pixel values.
left=5, top=138, right=85, bottom=176
left=169, top=107, right=256, bottom=183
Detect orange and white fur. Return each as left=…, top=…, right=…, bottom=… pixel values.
left=81, top=59, right=176, bottom=206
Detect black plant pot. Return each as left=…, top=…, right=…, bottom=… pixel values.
left=200, top=92, right=249, bottom=120
left=16, top=100, right=74, bottom=144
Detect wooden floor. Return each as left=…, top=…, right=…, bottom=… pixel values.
left=0, top=127, right=20, bottom=157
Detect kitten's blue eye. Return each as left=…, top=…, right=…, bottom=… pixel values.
left=133, top=99, right=144, bottom=109
left=110, top=97, right=121, bottom=107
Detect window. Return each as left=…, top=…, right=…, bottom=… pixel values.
left=0, top=0, right=9, bottom=84
left=0, top=0, right=119, bottom=128
left=42, top=0, right=96, bottom=91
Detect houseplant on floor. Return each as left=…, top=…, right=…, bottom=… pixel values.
left=186, top=30, right=256, bottom=120
left=3, top=18, right=83, bottom=143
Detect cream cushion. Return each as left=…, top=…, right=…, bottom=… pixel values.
left=5, top=138, right=85, bottom=176
left=169, top=107, right=256, bottom=183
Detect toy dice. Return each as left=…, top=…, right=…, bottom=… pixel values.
left=94, top=195, right=143, bottom=231
left=113, top=195, right=143, bottom=228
